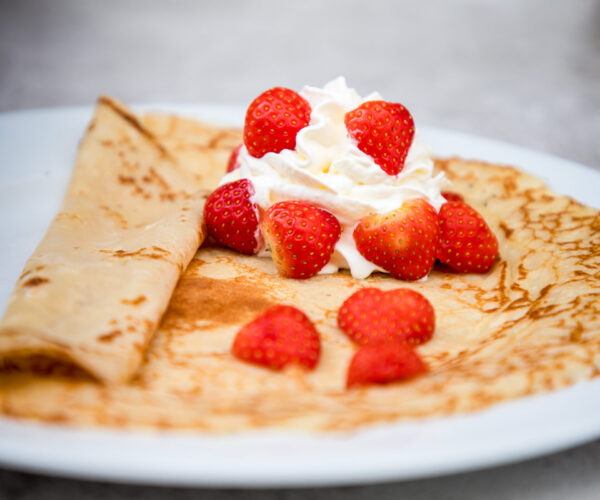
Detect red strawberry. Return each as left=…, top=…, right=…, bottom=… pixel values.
left=244, top=87, right=311, bottom=158
left=345, top=100, right=414, bottom=175
left=262, top=200, right=341, bottom=279
left=204, top=179, right=262, bottom=255
left=438, top=201, right=499, bottom=273
left=353, top=198, right=438, bottom=281
left=441, top=191, right=464, bottom=203
left=232, top=305, right=321, bottom=370
left=226, top=144, right=243, bottom=173
left=338, top=287, right=435, bottom=346
left=347, top=341, right=426, bottom=388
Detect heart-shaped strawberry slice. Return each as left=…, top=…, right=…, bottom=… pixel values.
left=244, top=87, right=311, bottom=158
left=204, top=178, right=262, bottom=255
left=438, top=201, right=499, bottom=273
left=353, top=198, right=439, bottom=281
left=337, top=287, right=435, bottom=346
left=345, top=100, right=414, bottom=175
left=347, top=340, right=427, bottom=388
left=232, top=305, right=321, bottom=370
left=262, top=200, right=341, bottom=279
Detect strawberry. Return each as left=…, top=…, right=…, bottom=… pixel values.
left=226, top=144, right=243, bottom=173
left=441, top=191, right=464, bottom=203
left=204, top=179, right=262, bottom=255
left=438, top=201, right=499, bottom=273
left=262, top=200, right=341, bottom=279
left=353, top=198, right=438, bottom=281
left=344, top=100, right=414, bottom=175
left=347, top=341, right=427, bottom=388
left=338, top=287, right=435, bottom=346
left=244, top=87, right=311, bottom=158
left=232, top=305, right=321, bottom=370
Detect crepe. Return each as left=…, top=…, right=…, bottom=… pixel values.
left=0, top=97, right=239, bottom=384
left=0, top=101, right=599, bottom=431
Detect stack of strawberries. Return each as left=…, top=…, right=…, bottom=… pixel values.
left=203, top=87, right=499, bottom=388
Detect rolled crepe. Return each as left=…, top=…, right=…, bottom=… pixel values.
left=0, top=97, right=225, bottom=383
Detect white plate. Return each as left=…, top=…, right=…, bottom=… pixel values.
left=0, top=104, right=599, bottom=488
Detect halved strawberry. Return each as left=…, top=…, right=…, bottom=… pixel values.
left=438, top=201, right=499, bottom=273
left=232, top=305, right=321, bottom=370
left=353, top=198, right=438, bottom=281
left=347, top=341, right=427, bottom=388
left=441, top=191, right=464, bottom=203
left=262, top=200, right=341, bottom=279
left=344, top=100, right=414, bottom=175
left=244, top=87, right=311, bottom=158
left=338, top=287, right=435, bottom=346
left=204, top=179, right=262, bottom=255
left=226, top=144, right=243, bottom=173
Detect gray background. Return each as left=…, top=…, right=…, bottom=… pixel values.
left=0, top=0, right=599, bottom=498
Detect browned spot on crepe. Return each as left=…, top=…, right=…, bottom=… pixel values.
left=99, top=247, right=171, bottom=260
left=498, top=221, right=514, bottom=239
left=118, top=175, right=135, bottom=184
left=142, top=167, right=170, bottom=190
left=117, top=166, right=186, bottom=202
left=162, top=275, right=274, bottom=331
left=22, top=277, right=49, bottom=287
left=121, top=296, right=147, bottom=306
left=98, top=330, right=122, bottom=342
left=99, top=205, right=128, bottom=229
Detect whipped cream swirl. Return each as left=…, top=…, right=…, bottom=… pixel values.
left=220, top=77, right=448, bottom=279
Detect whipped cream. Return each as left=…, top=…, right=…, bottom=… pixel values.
left=220, top=77, right=448, bottom=279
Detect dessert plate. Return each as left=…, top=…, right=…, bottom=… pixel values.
left=0, top=104, right=599, bottom=487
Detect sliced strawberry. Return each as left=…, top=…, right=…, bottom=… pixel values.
left=204, top=179, right=262, bottom=255
left=345, top=100, right=414, bottom=175
left=338, top=287, right=435, bottom=346
left=438, top=201, right=499, bottom=273
left=226, top=144, right=243, bottom=173
left=347, top=341, right=427, bottom=388
left=262, top=200, right=341, bottom=279
left=232, top=305, right=321, bottom=370
left=353, top=198, right=438, bottom=281
left=441, top=191, right=464, bottom=203
left=244, top=87, right=311, bottom=158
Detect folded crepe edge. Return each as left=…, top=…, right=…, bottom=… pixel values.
left=0, top=329, right=105, bottom=380
left=95, top=95, right=174, bottom=160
